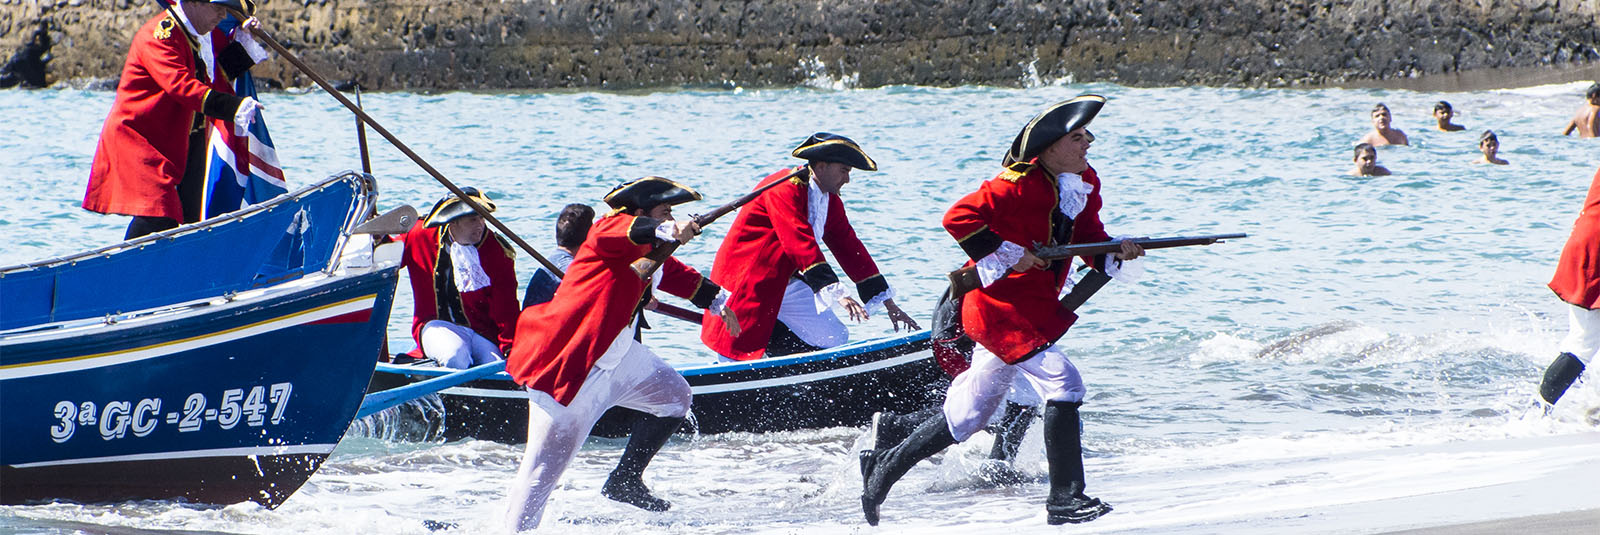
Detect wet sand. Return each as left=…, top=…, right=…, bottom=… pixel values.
left=1383, top=508, right=1600, bottom=534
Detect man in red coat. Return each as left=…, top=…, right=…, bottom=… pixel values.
left=397, top=188, right=520, bottom=369
left=1539, top=166, right=1600, bottom=406
left=701, top=132, right=919, bottom=360
left=504, top=177, right=736, bottom=531
left=83, top=0, right=269, bottom=240
left=860, top=95, right=1144, bottom=526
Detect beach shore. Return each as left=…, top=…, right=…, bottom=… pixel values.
left=1384, top=509, right=1600, bottom=535
left=1338, top=62, right=1600, bottom=93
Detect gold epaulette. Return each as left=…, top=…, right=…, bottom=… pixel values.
left=788, top=166, right=811, bottom=186
left=154, top=18, right=174, bottom=40
left=997, top=164, right=1031, bottom=183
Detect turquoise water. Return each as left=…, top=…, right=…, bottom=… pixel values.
left=2, top=81, right=1598, bottom=533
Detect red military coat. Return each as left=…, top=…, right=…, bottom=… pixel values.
left=83, top=13, right=244, bottom=222
left=1550, top=167, right=1600, bottom=309
left=508, top=214, right=720, bottom=405
left=943, top=161, right=1112, bottom=364
left=700, top=167, right=889, bottom=360
left=399, top=220, right=520, bottom=354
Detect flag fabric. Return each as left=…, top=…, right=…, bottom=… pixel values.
left=201, top=15, right=286, bottom=219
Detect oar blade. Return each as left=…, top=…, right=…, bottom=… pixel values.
left=356, top=360, right=507, bottom=419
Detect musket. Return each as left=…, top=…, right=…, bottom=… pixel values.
left=630, top=169, right=799, bottom=280
left=947, top=233, right=1247, bottom=297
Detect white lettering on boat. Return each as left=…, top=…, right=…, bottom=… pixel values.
left=47, top=382, right=293, bottom=443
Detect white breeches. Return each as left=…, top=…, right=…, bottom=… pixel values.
left=942, top=344, right=1084, bottom=442
left=503, top=339, right=691, bottom=532
left=420, top=320, right=502, bottom=369
left=775, top=278, right=849, bottom=349
left=1559, top=304, right=1600, bottom=365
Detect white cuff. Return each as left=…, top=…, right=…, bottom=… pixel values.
left=976, top=241, right=1025, bottom=287
left=232, top=97, right=259, bottom=136
left=234, top=30, right=270, bottom=63
left=812, top=281, right=849, bottom=314
left=1101, top=253, right=1144, bottom=283
left=654, top=221, right=679, bottom=243
left=863, top=285, right=895, bottom=317
left=708, top=288, right=731, bottom=316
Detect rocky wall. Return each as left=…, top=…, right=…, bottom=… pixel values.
left=3, top=0, right=1598, bottom=90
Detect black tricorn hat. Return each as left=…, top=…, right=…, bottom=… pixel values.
left=604, top=176, right=703, bottom=213
left=209, top=0, right=257, bottom=16
left=1003, top=95, right=1106, bottom=167
left=423, top=187, right=496, bottom=228
left=791, top=132, right=878, bottom=171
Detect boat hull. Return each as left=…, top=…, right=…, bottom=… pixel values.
left=369, top=332, right=948, bottom=442
left=0, top=268, right=399, bottom=508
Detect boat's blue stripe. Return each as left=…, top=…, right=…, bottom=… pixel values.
left=372, top=330, right=931, bottom=380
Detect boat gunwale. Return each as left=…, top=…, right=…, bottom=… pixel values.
left=0, top=170, right=375, bottom=275
left=371, top=330, right=933, bottom=383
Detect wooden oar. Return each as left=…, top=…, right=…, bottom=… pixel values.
left=241, top=23, right=703, bottom=325
left=355, top=360, right=506, bottom=419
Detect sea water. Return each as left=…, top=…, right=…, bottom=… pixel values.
left=2, top=81, right=1598, bottom=534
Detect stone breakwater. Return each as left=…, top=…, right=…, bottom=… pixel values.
left=3, top=0, right=1598, bottom=90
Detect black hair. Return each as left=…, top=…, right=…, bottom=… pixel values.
left=1371, top=103, right=1390, bottom=115
left=1587, top=82, right=1600, bottom=100
left=1433, top=101, right=1452, bottom=113
left=555, top=203, right=595, bottom=249
left=1479, top=130, right=1498, bottom=144
left=1353, top=143, right=1376, bottom=160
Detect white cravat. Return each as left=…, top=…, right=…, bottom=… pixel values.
left=1057, top=172, right=1094, bottom=219
left=807, top=177, right=829, bottom=241
left=448, top=241, right=491, bottom=293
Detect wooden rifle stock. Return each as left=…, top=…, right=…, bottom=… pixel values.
left=946, top=233, right=1247, bottom=298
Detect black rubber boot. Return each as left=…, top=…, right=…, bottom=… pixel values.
left=1540, top=352, right=1587, bottom=405
left=863, top=407, right=940, bottom=457
left=601, top=414, right=683, bottom=512
left=1043, top=401, right=1111, bottom=525
left=988, top=402, right=1038, bottom=462
left=860, top=412, right=958, bottom=526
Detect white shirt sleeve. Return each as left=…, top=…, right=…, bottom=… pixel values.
left=1101, top=235, right=1145, bottom=283
left=976, top=240, right=1025, bottom=287
left=654, top=221, right=679, bottom=243
left=708, top=288, right=731, bottom=316
left=862, top=285, right=895, bottom=317
left=812, top=281, right=850, bottom=314
left=232, top=28, right=271, bottom=63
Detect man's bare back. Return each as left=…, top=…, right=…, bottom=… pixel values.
left=1562, top=104, right=1599, bottom=138
left=1561, top=83, right=1600, bottom=138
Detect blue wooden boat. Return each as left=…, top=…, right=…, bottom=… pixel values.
left=0, top=172, right=402, bottom=508
left=367, top=331, right=947, bottom=443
